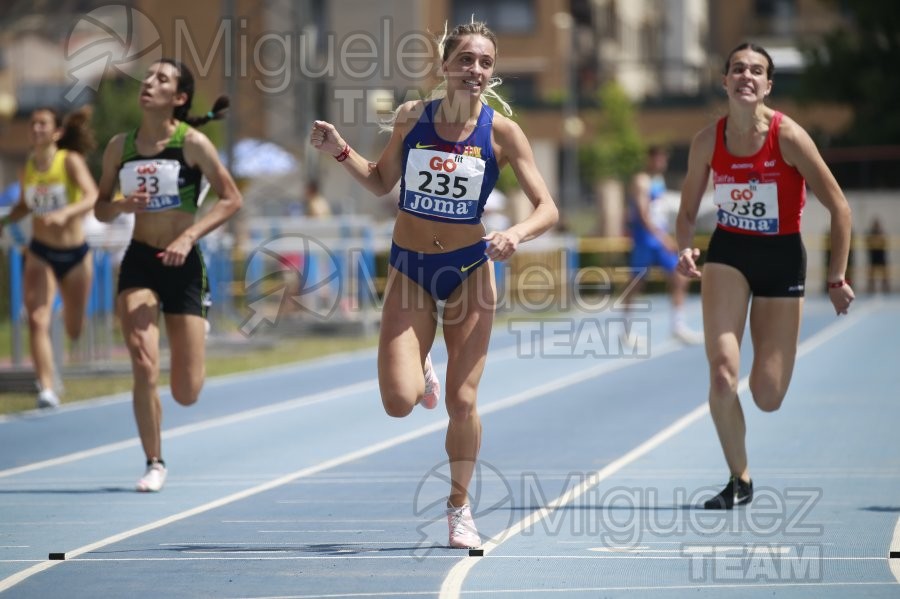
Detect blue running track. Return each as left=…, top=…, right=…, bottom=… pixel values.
left=1, top=296, right=898, bottom=598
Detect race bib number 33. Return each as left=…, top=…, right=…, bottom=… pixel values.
left=714, top=182, right=779, bottom=234
left=402, top=148, right=485, bottom=220
left=120, top=159, right=182, bottom=212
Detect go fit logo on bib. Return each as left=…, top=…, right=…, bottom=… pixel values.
left=730, top=187, right=755, bottom=201
left=135, top=162, right=159, bottom=175
left=428, top=155, right=462, bottom=172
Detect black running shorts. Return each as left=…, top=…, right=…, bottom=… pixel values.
left=705, top=227, right=806, bottom=297
left=117, top=240, right=209, bottom=316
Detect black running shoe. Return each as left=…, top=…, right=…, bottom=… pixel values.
left=703, top=476, right=753, bottom=509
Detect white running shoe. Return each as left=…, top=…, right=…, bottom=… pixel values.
left=672, top=325, right=704, bottom=346
left=136, top=460, right=167, bottom=492
left=36, top=389, right=60, bottom=409
left=446, top=503, right=481, bottom=548
left=421, top=353, right=440, bottom=410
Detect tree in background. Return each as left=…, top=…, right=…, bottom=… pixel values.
left=578, top=82, right=645, bottom=185
left=800, top=1, right=900, bottom=145
left=578, top=82, right=645, bottom=236
left=89, top=76, right=224, bottom=178
left=88, top=77, right=143, bottom=177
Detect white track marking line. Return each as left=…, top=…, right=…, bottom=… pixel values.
left=0, top=422, right=447, bottom=592
left=0, top=379, right=376, bottom=479
left=890, top=516, right=900, bottom=583
left=0, top=347, right=383, bottom=424
left=0, top=333, right=680, bottom=592
left=0, top=321, right=668, bottom=480
left=439, top=305, right=874, bottom=599
left=0, top=329, right=569, bottom=480
left=228, top=581, right=900, bottom=598
left=0, top=555, right=890, bottom=564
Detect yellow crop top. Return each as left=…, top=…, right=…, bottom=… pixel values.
left=23, top=150, right=80, bottom=215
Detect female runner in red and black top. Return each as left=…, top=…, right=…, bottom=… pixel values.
left=676, top=42, right=854, bottom=509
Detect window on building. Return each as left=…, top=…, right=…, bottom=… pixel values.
left=754, top=0, right=795, bottom=17
left=17, top=82, right=92, bottom=112
left=595, top=0, right=619, bottom=41
left=496, top=73, right=537, bottom=105
left=754, top=0, right=796, bottom=35
left=452, top=0, right=535, bottom=34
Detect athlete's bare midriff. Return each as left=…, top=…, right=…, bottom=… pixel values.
left=31, top=219, right=86, bottom=249
left=392, top=211, right=486, bottom=253
left=131, top=209, right=196, bottom=248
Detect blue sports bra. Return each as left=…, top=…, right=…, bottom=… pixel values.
left=397, top=99, right=500, bottom=225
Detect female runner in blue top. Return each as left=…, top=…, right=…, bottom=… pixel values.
left=310, top=21, right=558, bottom=548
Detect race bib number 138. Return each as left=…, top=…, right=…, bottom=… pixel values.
left=714, top=182, right=779, bottom=234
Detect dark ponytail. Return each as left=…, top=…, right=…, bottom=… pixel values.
left=37, top=106, right=96, bottom=155
left=156, top=58, right=229, bottom=128
left=184, top=95, right=229, bottom=127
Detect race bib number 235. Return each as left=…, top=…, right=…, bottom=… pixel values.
left=402, top=149, right=485, bottom=220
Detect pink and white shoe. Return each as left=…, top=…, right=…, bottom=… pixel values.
left=136, top=460, right=167, bottom=492
left=446, top=503, right=481, bottom=548
left=421, top=353, right=440, bottom=410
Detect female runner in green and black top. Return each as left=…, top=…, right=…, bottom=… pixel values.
left=95, top=59, right=242, bottom=493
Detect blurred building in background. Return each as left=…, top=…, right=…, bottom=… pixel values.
left=0, top=0, right=870, bottom=220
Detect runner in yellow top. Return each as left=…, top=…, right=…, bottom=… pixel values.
left=0, top=107, right=98, bottom=409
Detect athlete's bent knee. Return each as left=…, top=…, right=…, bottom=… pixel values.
left=65, top=321, right=84, bottom=341
left=382, top=394, right=415, bottom=418
left=446, top=399, right=476, bottom=423
left=709, top=360, right=740, bottom=397
left=27, top=311, right=51, bottom=334
left=131, top=358, right=159, bottom=388
left=171, top=388, right=200, bottom=406
left=749, top=382, right=786, bottom=413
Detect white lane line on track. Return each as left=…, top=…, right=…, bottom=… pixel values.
left=0, top=347, right=383, bottom=424
left=0, top=325, right=641, bottom=481
left=226, top=581, right=900, bottom=598
left=439, top=304, right=874, bottom=599
left=158, top=541, right=419, bottom=547
left=0, top=555, right=891, bottom=563
left=0, top=330, right=525, bottom=425
left=0, top=379, right=377, bottom=479
left=0, top=420, right=450, bottom=591
left=890, top=516, right=900, bottom=583
left=0, top=306, right=872, bottom=593
left=0, top=333, right=681, bottom=592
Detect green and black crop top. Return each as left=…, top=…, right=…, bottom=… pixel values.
left=117, top=122, right=203, bottom=214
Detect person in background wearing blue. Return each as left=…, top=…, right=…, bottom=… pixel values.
left=310, top=21, right=558, bottom=548
left=621, top=145, right=703, bottom=348
left=95, top=59, right=242, bottom=493
left=0, top=107, right=98, bottom=409
left=0, top=181, right=28, bottom=245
